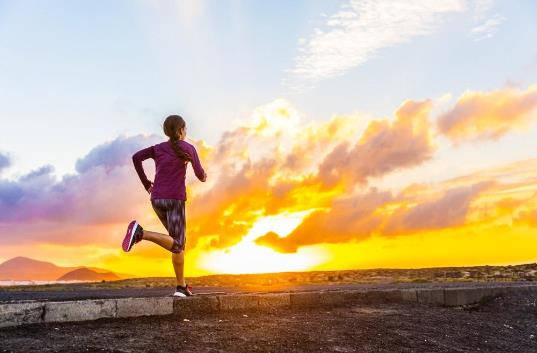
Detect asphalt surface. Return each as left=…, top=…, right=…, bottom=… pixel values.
left=0, top=281, right=532, bottom=303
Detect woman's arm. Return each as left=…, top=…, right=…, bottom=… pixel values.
left=132, top=146, right=155, bottom=191
left=190, top=145, right=207, bottom=182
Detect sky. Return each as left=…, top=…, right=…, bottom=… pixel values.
left=1, top=0, right=537, bottom=277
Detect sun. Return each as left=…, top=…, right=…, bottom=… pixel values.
left=197, top=210, right=328, bottom=274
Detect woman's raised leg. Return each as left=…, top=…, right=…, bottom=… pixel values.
left=142, top=230, right=174, bottom=251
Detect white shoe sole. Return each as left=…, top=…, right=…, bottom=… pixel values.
left=173, top=291, right=187, bottom=297
left=127, top=222, right=139, bottom=251
left=122, top=221, right=139, bottom=252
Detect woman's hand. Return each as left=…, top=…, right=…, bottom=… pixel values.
left=202, top=171, right=207, bottom=182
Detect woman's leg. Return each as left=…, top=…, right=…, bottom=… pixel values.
left=149, top=199, right=187, bottom=287
left=144, top=199, right=175, bottom=251
left=139, top=231, right=187, bottom=288
left=172, top=251, right=186, bottom=287
left=142, top=230, right=174, bottom=251
left=169, top=200, right=187, bottom=287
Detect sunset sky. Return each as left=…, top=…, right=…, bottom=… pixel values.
left=1, top=0, right=537, bottom=277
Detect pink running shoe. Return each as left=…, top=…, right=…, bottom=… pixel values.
left=122, top=220, right=143, bottom=252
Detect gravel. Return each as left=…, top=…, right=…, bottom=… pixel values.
left=2, top=291, right=537, bottom=352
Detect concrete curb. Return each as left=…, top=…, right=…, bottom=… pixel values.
left=2, top=284, right=537, bottom=328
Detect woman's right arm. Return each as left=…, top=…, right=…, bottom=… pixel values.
left=132, top=146, right=155, bottom=192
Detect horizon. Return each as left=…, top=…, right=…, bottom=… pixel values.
left=2, top=255, right=537, bottom=282
left=3, top=251, right=537, bottom=280
left=1, top=0, right=537, bottom=278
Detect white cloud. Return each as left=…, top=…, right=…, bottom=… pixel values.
left=470, top=13, right=505, bottom=41
left=469, top=0, right=504, bottom=41
left=464, top=0, right=505, bottom=41
left=286, top=0, right=509, bottom=88
left=286, top=0, right=466, bottom=88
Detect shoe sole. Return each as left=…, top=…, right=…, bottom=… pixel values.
left=122, top=221, right=138, bottom=252
left=173, top=292, right=187, bottom=297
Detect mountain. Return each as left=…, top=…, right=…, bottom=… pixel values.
left=0, top=256, right=79, bottom=281
left=0, top=256, right=132, bottom=281
left=56, top=268, right=120, bottom=281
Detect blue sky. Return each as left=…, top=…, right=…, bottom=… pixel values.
left=1, top=0, right=536, bottom=179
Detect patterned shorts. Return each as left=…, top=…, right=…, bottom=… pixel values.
left=151, top=199, right=186, bottom=253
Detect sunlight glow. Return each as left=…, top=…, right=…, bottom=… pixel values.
left=197, top=210, right=329, bottom=274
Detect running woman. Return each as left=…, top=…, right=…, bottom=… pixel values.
left=122, top=115, right=207, bottom=297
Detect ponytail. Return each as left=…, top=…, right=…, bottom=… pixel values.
left=163, top=115, right=192, bottom=163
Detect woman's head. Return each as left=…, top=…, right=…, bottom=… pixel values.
left=163, top=115, right=192, bottom=162
left=163, top=115, right=187, bottom=141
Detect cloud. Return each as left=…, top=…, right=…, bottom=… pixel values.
left=0, top=101, right=352, bottom=250
left=0, top=135, right=160, bottom=227
left=181, top=100, right=371, bottom=249
left=3, top=92, right=537, bottom=274
left=256, top=157, right=537, bottom=253
left=515, top=209, right=537, bottom=227
left=286, top=0, right=465, bottom=87
left=437, top=85, right=537, bottom=142
left=470, top=14, right=505, bottom=41
left=317, top=100, right=435, bottom=188
left=4, top=93, right=534, bottom=263
left=186, top=99, right=439, bottom=250
left=470, top=0, right=504, bottom=41
left=513, top=192, right=537, bottom=228
left=0, top=98, right=439, bottom=254
left=255, top=182, right=490, bottom=253
left=75, top=135, right=158, bottom=173
left=382, top=182, right=491, bottom=235
left=256, top=189, right=393, bottom=253
left=0, top=153, right=10, bottom=174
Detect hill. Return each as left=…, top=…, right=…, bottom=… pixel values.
left=0, top=256, right=78, bottom=281
left=57, top=268, right=120, bottom=281
left=0, top=256, right=132, bottom=281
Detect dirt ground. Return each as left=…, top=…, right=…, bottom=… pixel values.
left=1, top=291, right=536, bottom=353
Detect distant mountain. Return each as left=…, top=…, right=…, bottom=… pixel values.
left=0, top=256, right=79, bottom=281
left=57, top=268, right=120, bottom=281
left=0, top=256, right=133, bottom=281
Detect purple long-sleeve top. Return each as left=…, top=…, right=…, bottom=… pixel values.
left=132, top=140, right=205, bottom=201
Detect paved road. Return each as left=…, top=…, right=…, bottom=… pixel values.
left=0, top=281, right=532, bottom=303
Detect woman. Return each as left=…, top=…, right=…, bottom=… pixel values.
left=122, top=115, right=207, bottom=297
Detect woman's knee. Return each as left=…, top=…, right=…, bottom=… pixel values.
left=170, top=238, right=185, bottom=256
left=169, top=238, right=184, bottom=253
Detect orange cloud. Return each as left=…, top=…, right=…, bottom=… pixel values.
left=382, top=182, right=491, bottom=236
left=317, top=100, right=435, bottom=189
left=182, top=100, right=365, bottom=249
left=255, top=183, right=490, bottom=253
left=256, top=159, right=537, bottom=253
left=255, top=189, right=391, bottom=252
left=515, top=210, right=537, bottom=227
left=5, top=93, right=537, bottom=275
left=186, top=99, right=435, bottom=250
left=437, top=85, right=537, bottom=142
